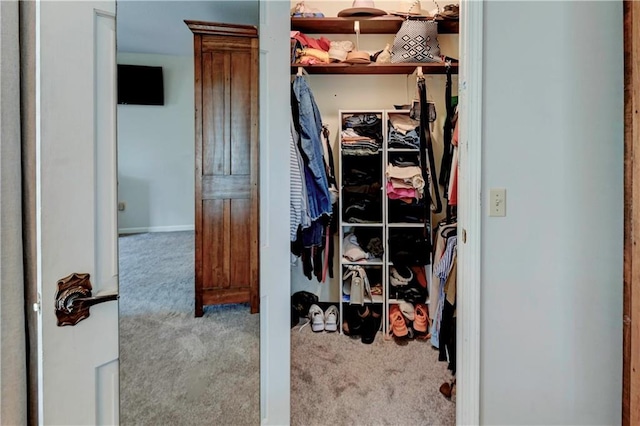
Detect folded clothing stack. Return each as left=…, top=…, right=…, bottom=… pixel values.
left=386, top=164, right=425, bottom=202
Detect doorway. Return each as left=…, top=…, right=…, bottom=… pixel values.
left=286, top=1, right=476, bottom=424
left=115, top=2, right=261, bottom=424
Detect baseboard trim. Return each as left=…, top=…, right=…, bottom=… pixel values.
left=118, top=225, right=194, bottom=234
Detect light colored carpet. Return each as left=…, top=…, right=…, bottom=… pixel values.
left=119, top=231, right=454, bottom=425
left=290, top=323, right=456, bottom=426
left=118, top=231, right=260, bottom=426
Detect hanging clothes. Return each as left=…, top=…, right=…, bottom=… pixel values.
left=290, top=114, right=310, bottom=242
left=448, top=116, right=459, bottom=206
left=292, top=75, right=333, bottom=228
left=431, top=233, right=457, bottom=348
left=290, top=76, right=335, bottom=282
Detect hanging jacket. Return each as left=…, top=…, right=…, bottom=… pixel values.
left=292, top=76, right=333, bottom=222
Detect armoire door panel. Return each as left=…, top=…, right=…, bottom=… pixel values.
left=202, top=199, right=229, bottom=289
left=230, top=52, right=252, bottom=175
left=230, top=198, right=252, bottom=287
left=202, top=175, right=251, bottom=199
left=202, top=52, right=228, bottom=177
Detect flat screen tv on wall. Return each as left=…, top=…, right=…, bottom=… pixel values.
left=117, top=64, right=164, bottom=106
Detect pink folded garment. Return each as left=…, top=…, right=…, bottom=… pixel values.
left=292, top=32, right=331, bottom=51
left=387, top=181, right=419, bottom=200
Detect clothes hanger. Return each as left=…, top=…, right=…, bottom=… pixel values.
left=293, top=66, right=310, bottom=84
left=440, top=225, right=457, bottom=239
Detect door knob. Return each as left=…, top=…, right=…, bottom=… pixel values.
left=55, top=272, right=118, bottom=326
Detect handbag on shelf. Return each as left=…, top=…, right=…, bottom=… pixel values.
left=390, top=18, right=441, bottom=64
left=343, top=265, right=372, bottom=305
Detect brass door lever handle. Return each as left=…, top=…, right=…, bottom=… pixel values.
left=55, top=272, right=119, bottom=326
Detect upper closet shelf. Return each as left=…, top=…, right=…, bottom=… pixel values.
left=291, top=16, right=459, bottom=35
left=292, top=62, right=458, bottom=75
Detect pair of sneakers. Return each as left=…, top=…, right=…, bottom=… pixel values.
left=304, top=304, right=339, bottom=332
left=389, top=302, right=430, bottom=339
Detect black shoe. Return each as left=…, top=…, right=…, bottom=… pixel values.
left=343, top=305, right=364, bottom=336
left=361, top=305, right=382, bottom=344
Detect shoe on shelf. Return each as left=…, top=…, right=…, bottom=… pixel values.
left=324, top=305, right=339, bottom=332
left=399, top=301, right=415, bottom=321
left=361, top=305, right=382, bottom=344
left=389, top=304, right=408, bottom=337
left=308, top=304, right=325, bottom=332
left=413, top=303, right=429, bottom=333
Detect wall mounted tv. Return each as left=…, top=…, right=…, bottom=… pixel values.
left=117, top=64, right=164, bottom=106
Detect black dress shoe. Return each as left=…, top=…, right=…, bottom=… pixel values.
left=343, top=305, right=365, bottom=336
left=361, top=305, right=382, bottom=344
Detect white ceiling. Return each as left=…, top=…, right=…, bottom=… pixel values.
left=116, top=1, right=260, bottom=56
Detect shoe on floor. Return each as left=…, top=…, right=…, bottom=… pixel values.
left=324, top=305, right=339, bottom=332
left=308, top=304, right=325, bottom=332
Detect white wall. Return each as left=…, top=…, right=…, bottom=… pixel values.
left=116, top=53, right=194, bottom=233
left=480, top=1, right=623, bottom=424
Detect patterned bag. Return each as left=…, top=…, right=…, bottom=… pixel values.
left=390, top=18, right=441, bottom=63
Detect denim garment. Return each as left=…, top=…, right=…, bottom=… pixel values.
left=344, top=114, right=383, bottom=143
left=292, top=76, right=332, bottom=222
left=344, top=114, right=380, bottom=127
left=301, top=220, right=325, bottom=248
left=388, top=128, right=420, bottom=149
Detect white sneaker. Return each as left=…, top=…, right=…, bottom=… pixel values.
left=324, top=305, right=339, bottom=332
left=308, top=304, right=325, bottom=332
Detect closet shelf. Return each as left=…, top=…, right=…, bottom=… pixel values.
left=342, top=294, right=384, bottom=304
left=387, top=222, right=427, bottom=228
left=388, top=298, right=430, bottom=305
left=292, top=62, right=458, bottom=75
left=341, top=222, right=384, bottom=227
left=342, top=259, right=384, bottom=266
left=291, top=16, right=459, bottom=35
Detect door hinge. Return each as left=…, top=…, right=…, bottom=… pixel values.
left=32, top=293, right=41, bottom=314
left=462, top=228, right=467, bottom=243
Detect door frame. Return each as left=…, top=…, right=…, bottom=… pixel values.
left=258, top=0, right=483, bottom=424
left=623, top=1, right=639, bottom=425
left=455, top=0, right=482, bottom=423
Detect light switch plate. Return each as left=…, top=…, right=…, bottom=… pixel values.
left=489, top=188, right=506, bottom=217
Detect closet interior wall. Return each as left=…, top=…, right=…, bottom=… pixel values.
left=290, top=0, right=459, bottom=301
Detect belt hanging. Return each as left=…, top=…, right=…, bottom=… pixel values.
left=417, top=77, right=442, bottom=215
left=440, top=67, right=454, bottom=190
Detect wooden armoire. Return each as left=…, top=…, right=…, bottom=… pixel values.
left=186, top=21, right=259, bottom=316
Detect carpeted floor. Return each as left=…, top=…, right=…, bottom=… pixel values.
left=118, top=231, right=260, bottom=426
left=119, top=231, right=455, bottom=426
left=291, top=325, right=456, bottom=426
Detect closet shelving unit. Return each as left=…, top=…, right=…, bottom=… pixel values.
left=338, top=109, right=386, bottom=334
left=384, top=110, right=429, bottom=309
left=293, top=16, right=459, bottom=339
left=338, top=109, right=432, bottom=337
left=291, top=16, right=459, bottom=75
